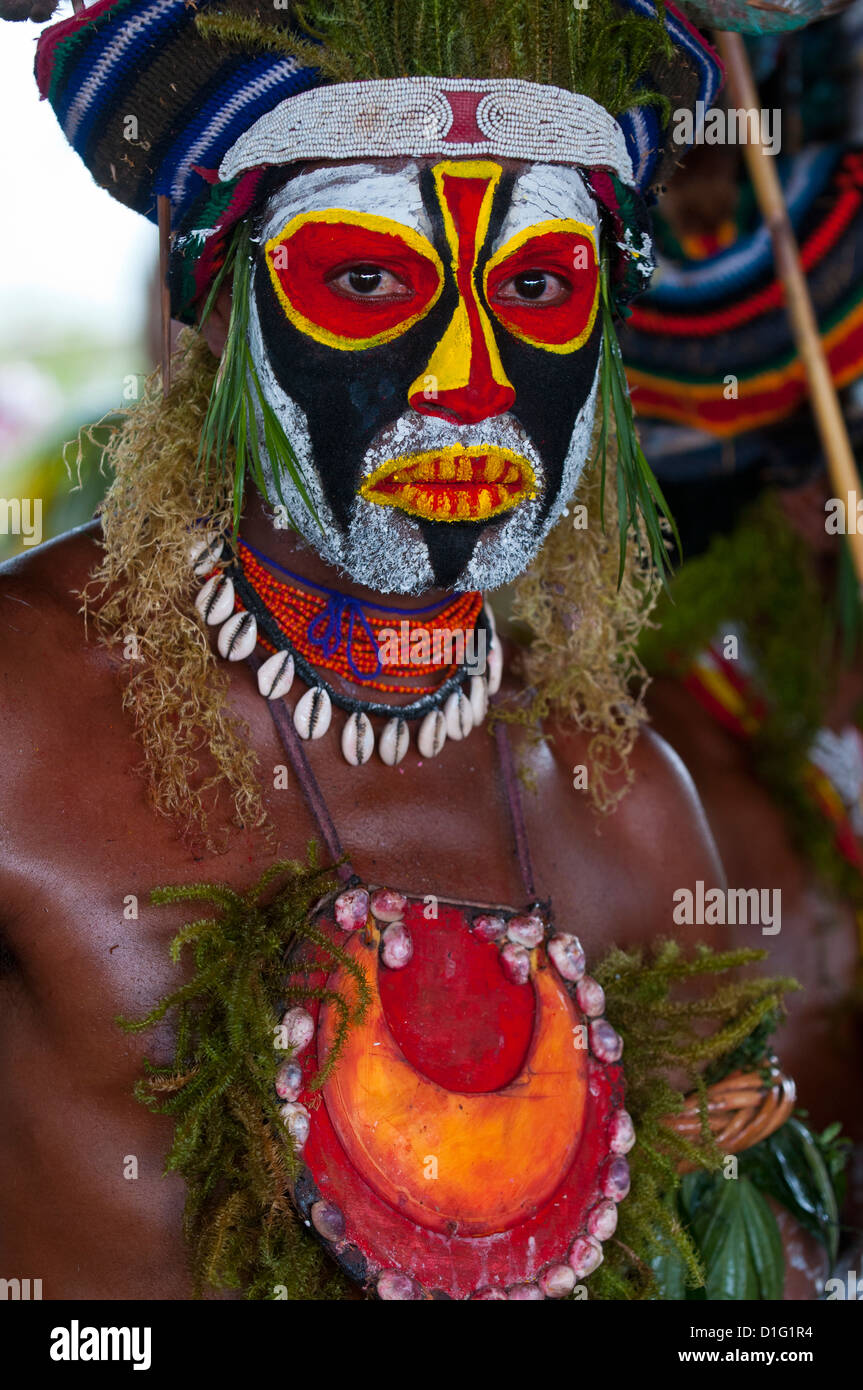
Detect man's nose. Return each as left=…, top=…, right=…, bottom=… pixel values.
left=408, top=295, right=516, bottom=425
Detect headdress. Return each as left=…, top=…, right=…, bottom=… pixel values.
left=36, top=0, right=722, bottom=321
left=35, top=0, right=723, bottom=571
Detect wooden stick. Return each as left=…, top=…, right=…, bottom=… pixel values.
left=715, top=29, right=863, bottom=590
left=157, top=194, right=172, bottom=397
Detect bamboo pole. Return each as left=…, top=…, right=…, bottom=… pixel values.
left=715, top=29, right=863, bottom=589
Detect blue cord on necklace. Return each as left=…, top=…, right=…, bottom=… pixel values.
left=237, top=536, right=476, bottom=686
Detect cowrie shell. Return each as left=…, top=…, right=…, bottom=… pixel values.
left=341, top=711, right=374, bottom=766
left=257, top=650, right=295, bottom=700
left=444, top=689, right=473, bottom=741
left=417, top=709, right=446, bottom=759
left=188, top=533, right=224, bottom=576
left=217, top=610, right=257, bottom=661
left=469, top=675, right=488, bottom=726
left=487, top=639, right=503, bottom=696
left=379, top=717, right=409, bottom=766
left=293, top=686, right=332, bottom=740
left=195, top=573, right=234, bottom=626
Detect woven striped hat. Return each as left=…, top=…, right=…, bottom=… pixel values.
left=35, top=0, right=723, bottom=321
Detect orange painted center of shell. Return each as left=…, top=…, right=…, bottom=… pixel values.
left=318, top=929, right=588, bottom=1237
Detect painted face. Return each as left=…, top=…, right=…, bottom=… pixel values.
left=250, top=157, right=603, bottom=592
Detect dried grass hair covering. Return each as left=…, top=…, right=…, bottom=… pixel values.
left=81, top=331, right=659, bottom=848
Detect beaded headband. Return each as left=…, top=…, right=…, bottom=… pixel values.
left=220, top=78, right=635, bottom=187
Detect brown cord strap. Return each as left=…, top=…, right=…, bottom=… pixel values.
left=667, top=1061, right=797, bottom=1171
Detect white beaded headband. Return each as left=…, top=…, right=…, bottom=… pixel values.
left=219, top=76, right=635, bottom=186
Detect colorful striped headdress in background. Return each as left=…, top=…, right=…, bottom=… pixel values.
left=620, top=146, right=863, bottom=438
left=35, top=0, right=723, bottom=323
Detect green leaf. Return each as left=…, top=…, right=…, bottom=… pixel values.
left=684, top=1173, right=784, bottom=1301
left=739, top=1117, right=841, bottom=1261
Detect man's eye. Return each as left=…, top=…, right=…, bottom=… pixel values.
left=327, top=265, right=413, bottom=301
left=493, top=271, right=571, bottom=305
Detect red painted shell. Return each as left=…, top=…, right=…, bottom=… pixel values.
left=282, top=892, right=629, bottom=1299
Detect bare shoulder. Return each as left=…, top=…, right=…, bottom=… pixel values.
left=0, top=522, right=110, bottom=792
left=539, top=715, right=727, bottom=950
left=0, top=522, right=106, bottom=690
left=551, top=716, right=722, bottom=868
left=0, top=521, right=103, bottom=637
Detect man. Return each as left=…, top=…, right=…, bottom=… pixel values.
left=0, top=0, right=825, bottom=1300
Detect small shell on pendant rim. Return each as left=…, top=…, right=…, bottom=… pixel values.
left=568, top=1234, right=604, bottom=1278
left=506, top=1283, right=544, bottom=1300
left=257, top=649, right=295, bottom=700
left=472, top=913, right=507, bottom=942
left=377, top=1270, right=422, bottom=1301
left=379, top=716, right=409, bottom=766
left=590, top=1018, right=623, bottom=1063
left=381, top=921, right=413, bottom=970
left=471, top=1287, right=508, bottom=1300
left=506, top=912, right=544, bottom=949
left=469, top=675, right=488, bottom=726
left=275, top=1059, right=303, bottom=1102
left=280, top=1006, right=315, bottom=1055
left=486, top=639, right=503, bottom=696
left=444, top=688, right=473, bottom=741
left=195, top=573, right=234, bottom=626
left=417, top=708, right=446, bottom=759
left=608, top=1109, right=636, bottom=1155
left=587, top=1199, right=619, bottom=1241
left=341, top=711, right=374, bottom=766
left=310, top=1200, right=346, bottom=1243
left=334, top=886, right=370, bottom=932
left=279, top=1101, right=310, bottom=1152
left=602, top=1156, right=631, bottom=1203
left=293, top=686, right=332, bottom=740
left=539, top=1264, right=576, bottom=1299
left=217, top=609, right=257, bottom=661
left=547, top=933, right=586, bottom=983
left=370, top=887, right=407, bottom=922
left=575, top=975, right=606, bottom=1018
left=499, top=941, right=530, bottom=986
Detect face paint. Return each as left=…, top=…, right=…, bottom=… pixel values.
left=249, top=158, right=603, bottom=593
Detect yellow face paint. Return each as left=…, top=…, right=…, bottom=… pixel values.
left=360, top=444, right=537, bottom=522
left=407, top=162, right=515, bottom=418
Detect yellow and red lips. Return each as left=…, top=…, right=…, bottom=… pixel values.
left=265, top=161, right=599, bottom=524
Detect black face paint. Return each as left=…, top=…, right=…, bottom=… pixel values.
left=250, top=157, right=604, bottom=592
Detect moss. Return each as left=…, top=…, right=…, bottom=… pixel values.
left=589, top=939, right=796, bottom=1300
left=119, top=847, right=369, bottom=1298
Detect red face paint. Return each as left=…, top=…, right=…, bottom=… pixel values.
left=265, top=212, right=444, bottom=349
left=485, top=227, right=599, bottom=351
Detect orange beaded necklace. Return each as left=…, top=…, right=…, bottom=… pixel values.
left=235, top=539, right=483, bottom=695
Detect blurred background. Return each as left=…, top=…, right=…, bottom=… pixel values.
left=0, top=3, right=156, bottom=560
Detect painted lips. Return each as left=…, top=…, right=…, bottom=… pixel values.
left=359, top=445, right=537, bottom=522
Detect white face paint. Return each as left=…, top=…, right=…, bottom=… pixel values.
left=248, top=157, right=604, bottom=594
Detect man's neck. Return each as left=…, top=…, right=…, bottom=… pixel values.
left=238, top=490, right=456, bottom=613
